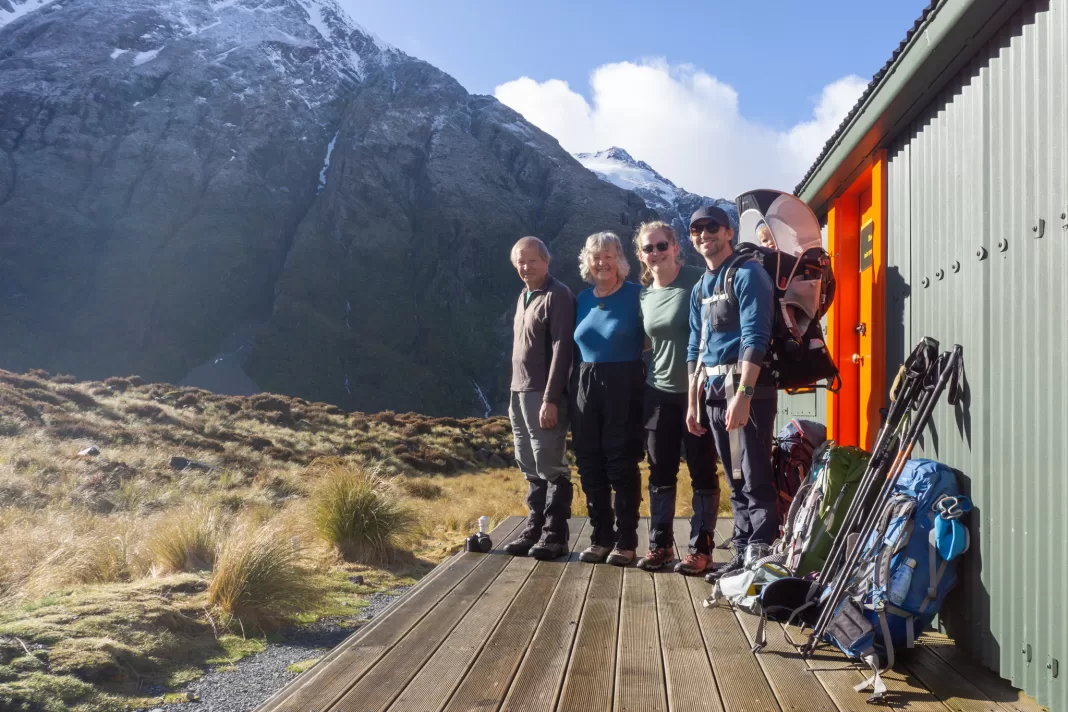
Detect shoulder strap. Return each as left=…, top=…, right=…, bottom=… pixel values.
left=722, top=251, right=754, bottom=308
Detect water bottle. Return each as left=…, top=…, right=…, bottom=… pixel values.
left=888, top=558, right=917, bottom=605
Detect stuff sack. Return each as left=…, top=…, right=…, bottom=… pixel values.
left=821, top=458, right=969, bottom=702
left=771, top=419, right=827, bottom=527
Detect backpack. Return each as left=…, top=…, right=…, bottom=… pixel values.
left=780, top=443, right=871, bottom=576
left=721, top=242, right=839, bottom=392
left=771, top=419, right=827, bottom=527
left=822, top=459, right=969, bottom=702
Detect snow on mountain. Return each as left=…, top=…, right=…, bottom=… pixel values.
left=575, top=147, right=738, bottom=251
left=0, top=0, right=57, bottom=28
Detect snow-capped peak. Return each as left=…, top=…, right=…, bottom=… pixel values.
left=574, top=146, right=683, bottom=209
left=574, top=146, right=738, bottom=249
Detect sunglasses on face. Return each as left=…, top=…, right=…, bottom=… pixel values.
left=690, top=223, right=722, bottom=237
left=641, top=241, right=670, bottom=254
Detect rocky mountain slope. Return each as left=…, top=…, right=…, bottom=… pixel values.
left=0, top=0, right=654, bottom=416
left=575, top=147, right=737, bottom=254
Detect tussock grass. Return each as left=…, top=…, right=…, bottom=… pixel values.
left=208, top=522, right=324, bottom=632
left=145, top=503, right=226, bottom=574
left=310, top=460, right=416, bottom=563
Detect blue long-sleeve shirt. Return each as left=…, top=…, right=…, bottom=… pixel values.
left=687, top=259, right=774, bottom=391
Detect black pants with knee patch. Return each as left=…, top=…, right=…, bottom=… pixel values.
left=570, top=361, right=644, bottom=550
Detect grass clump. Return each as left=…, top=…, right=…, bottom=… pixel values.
left=286, top=657, right=320, bottom=674
left=208, top=523, right=324, bottom=632
left=310, top=460, right=415, bottom=563
left=145, top=503, right=226, bottom=574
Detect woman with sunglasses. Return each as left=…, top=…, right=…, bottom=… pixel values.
left=571, top=231, right=645, bottom=566
left=633, top=221, right=722, bottom=574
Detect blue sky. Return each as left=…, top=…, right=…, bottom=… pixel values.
left=339, top=0, right=930, bottom=197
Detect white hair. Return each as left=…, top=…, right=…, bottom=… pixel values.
left=510, top=236, right=550, bottom=266
left=578, top=231, right=630, bottom=284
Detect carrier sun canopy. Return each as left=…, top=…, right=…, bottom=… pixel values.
left=735, top=189, right=823, bottom=258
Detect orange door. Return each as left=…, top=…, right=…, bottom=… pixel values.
left=857, top=188, right=876, bottom=448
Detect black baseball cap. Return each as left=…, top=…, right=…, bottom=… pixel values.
left=689, top=206, right=731, bottom=230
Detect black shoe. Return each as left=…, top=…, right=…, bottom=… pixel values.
left=704, top=553, right=745, bottom=583
left=529, top=538, right=568, bottom=560
left=503, top=533, right=539, bottom=556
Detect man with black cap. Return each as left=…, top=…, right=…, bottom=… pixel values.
left=684, top=205, right=777, bottom=581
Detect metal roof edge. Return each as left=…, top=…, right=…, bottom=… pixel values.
left=796, top=0, right=1024, bottom=215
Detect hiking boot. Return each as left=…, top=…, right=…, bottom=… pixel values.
left=579, top=544, right=612, bottom=563
left=704, top=552, right=745, bottom=582
left=503, top=534, right=540, bottom=557
left=529, top=537, right=568, bottom=561
left=636, top=546, right=675, bottom=571
left=674, top=551, right=712, bottom=576
left=606, top=548, right=636, bottom=567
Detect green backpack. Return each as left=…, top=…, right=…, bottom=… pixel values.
left=781, top=442, right=871, bottom=576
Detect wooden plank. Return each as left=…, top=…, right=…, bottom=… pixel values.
left=259, top=517, right=525, bottom=712
left=685, top=574, right=781, bottom=712
left=920, top=635, right=1046, bottom=712
left=656, top=517, right=724, bottom=712
left=331, top=543, right=534, bottom=712
left=557, top=563, right=624, bottom=712
left=615, top=566, right=668, bottom=712
left=902, top=644, right=1020, bottom=712
left=265, top=518, right=527, bottom=712
left=733, top=608, right=838, bottom=712
left=801, top=641, right=951, bottom=712
left=500, top=524, right=597, bottom=712
left=433, top=520, right=590, bottom=712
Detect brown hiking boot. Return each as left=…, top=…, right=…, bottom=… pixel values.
left=636, top=546, right=675, bottom=571
left=606, top=548, right=636, bottom=567
left=674, top=551, right=712, bottom=575
left=579, top=544, right=612, bottom=563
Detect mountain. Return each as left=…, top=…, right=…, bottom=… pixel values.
left=0, top=0, right=655, bottom=417
left=574, top=147, right=737, bottom=253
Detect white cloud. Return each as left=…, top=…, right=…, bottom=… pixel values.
left=494, top=60, right=867, bottom=199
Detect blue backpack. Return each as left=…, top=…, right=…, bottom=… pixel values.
left=822, top=459, right=970, bottom=702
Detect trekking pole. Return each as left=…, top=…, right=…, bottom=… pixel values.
left=814, top=338, right=938, bottom=585
left=803, top=345, right=964, bottom=655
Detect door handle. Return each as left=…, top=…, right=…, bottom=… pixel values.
left=852, top=353, right=864, bottom=365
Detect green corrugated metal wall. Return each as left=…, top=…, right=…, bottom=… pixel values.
left=884, top=0, right=1067, bottom=707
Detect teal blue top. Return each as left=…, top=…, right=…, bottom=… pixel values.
left=574, top=281, right=644, bottom=363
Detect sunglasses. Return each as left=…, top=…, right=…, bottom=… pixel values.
left=690, top=223, right=722, bottom=237
left=641, top=241, right=671, bottom=254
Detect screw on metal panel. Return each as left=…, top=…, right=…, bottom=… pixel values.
left=977, top=247, right=988, bottom=260
left=1062, top=212, right=1067, bottom=220
left=936, top=269, right=945, bottom=280
left=922, top=277, right=930, bottom=288
left=951, top=261, right=961, bottom=273
left=1053, top=658, right=1059, bottom=678
left=1026, top=644, right=1033, bottom=663
left=998, top=239, right=1008, bottom=252
left=1033, top=219, right=1046, bottom=238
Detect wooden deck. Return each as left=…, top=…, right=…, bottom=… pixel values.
left=256, top=517, right=1041, bottom=712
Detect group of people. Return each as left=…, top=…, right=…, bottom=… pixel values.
left=505, top=206, right=778, bottom=582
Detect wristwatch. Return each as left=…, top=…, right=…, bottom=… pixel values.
left=736, top=384, right=755, bottom=398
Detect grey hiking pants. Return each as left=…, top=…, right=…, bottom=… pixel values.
left=509, top=390, right=570, bottom=483
left=706, top=395, right=779, bottom=549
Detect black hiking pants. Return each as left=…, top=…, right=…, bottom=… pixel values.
left=571, top=361, right=644, bottom=551
left=706, top=394, right=779, bottom=550
left=644, top=385, right=720, bottom=554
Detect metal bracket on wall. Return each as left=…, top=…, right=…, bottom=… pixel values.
left=1048, top=657, right=1060, bottom=678
left=1024, top=644, right=1033, bottom=663
left=1033, top=219, right=1045, bottom=238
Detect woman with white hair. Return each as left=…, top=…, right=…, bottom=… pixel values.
left=571, top=231, right=645, bottom=566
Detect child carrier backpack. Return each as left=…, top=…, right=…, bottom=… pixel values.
left=780, top=443, right=871, bottom=576
left=771, top=419, right=827, bottom=528
left=731, top=189, right=840, bottom=393
left=821, top=459, right=970, bottom=703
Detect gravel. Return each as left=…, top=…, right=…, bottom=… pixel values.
left=150, top=587, right=412, bottom=712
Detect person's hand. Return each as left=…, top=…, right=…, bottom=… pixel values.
left=686, top=405, right=707, bottom=436
left=725, top=393, right=752, bottom=431
left=539, top=401, right=558, bottom=429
